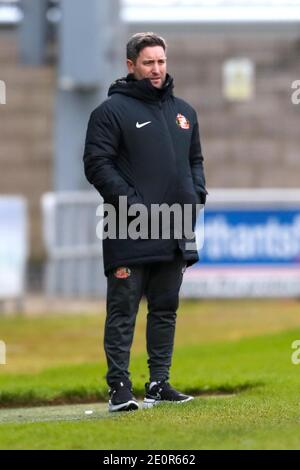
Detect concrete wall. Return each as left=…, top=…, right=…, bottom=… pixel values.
left=166, top=31, right=300, bottom=188
left=0, top=30, right=54, bottom=262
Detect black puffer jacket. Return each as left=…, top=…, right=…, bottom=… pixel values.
left=83, top=73, right=207, bottom=276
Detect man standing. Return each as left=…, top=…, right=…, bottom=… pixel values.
left=83, top=32, right=207, bottom=412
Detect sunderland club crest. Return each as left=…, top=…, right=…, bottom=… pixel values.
left=114, top=267, right=131, bottom=279
left=176, top=113, right=190, bottom=129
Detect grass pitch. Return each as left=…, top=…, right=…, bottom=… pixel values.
left=0, top=299, right=300, bottom=449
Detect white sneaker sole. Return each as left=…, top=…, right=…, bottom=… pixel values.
left=142, top=396, right=194, bottom=409
left=108, top=400, right=139, bottom=412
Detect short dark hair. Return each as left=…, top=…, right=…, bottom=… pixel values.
left=126, top=32, right=167, bottom=63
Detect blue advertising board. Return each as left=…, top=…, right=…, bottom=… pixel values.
left=182, top=190, right=300, bottom=297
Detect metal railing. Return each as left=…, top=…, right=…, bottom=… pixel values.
left=42, top=191, right=106, bottom=297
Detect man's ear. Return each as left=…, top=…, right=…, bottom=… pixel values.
left=127, top=59, right=134, bottom=73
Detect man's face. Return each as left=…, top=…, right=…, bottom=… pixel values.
left=127, top=46, right=167, bottom=89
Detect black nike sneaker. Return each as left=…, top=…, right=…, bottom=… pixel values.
left=108, top=381, right=139, bottom=412
left=143, top=380, right=194, bottom=408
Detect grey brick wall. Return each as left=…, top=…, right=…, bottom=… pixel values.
left=0, top=30, right=54, bottom=260
left=166, top=31, right=300, bottom=189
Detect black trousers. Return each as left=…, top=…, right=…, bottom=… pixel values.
left=104, top=253, right=186, bottom=387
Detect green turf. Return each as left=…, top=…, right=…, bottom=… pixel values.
left=2, top=396, right=300, bottom=450
left=0, top=300, right=300, bottom=449
left=0, top=402, right=110, bottom=424
left=0, top=327, right=300, bottom=448
left=1, top=299, right=300, bottom=374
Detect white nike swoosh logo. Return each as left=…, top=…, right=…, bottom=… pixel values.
left=136, top=121, right=151, bottom=128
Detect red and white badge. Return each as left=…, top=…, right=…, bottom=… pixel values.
left=114, top=267, right=131, bottom=279
left=176, top=113, right=190, bottom=129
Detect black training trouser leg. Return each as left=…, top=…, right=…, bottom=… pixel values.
left=145, top=255, right=185, bottom=382
left=104, top=265, right=146, bottom=387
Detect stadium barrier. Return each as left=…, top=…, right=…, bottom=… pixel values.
left=182, top=188, right=300, bottom=298
left=42, top=189, right=300, bottom=298
left=42, top=191, right=106, bottom=297
left=0, top=196, right=27, bottom=309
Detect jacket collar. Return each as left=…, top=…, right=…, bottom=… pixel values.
left=108, top=73, right=174, bottom=103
